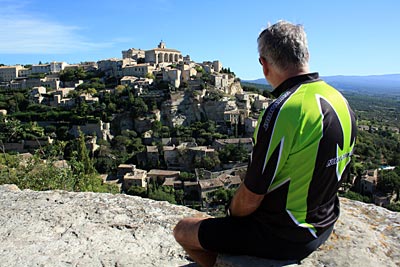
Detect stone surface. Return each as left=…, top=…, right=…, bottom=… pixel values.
left=0, top=184, right=205, bottom=267
left=0, top=184, right=399, bottom=267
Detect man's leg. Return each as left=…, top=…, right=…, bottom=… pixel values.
left=173, top=217, right=218, bottom=267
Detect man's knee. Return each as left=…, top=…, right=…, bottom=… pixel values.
left=173, top=217, right=205, bottom=248
left=173, top=218, right=187, bottom=244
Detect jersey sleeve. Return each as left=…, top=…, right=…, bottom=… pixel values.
left=244, top=93, right=298, bottom=195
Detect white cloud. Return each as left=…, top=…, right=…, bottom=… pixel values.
left=0, top=1, right=113, bottom=54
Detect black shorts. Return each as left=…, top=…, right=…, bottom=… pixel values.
left=198, top=216, right=333, bottom=261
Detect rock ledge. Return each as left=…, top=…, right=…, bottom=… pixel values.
left=0, top=184, right=399, bottom=267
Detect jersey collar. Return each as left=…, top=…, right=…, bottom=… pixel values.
left=271, top=72, right=320, bottom=98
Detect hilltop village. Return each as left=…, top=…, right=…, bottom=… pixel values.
left=0, top=42, right=399, bottom=212
left=0, top=42, right=273, bottom=210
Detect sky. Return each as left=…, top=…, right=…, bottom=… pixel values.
left=0, top=0, right=399, bottom=80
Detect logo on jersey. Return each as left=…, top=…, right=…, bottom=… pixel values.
left=263, top=91, right=291, bottom=131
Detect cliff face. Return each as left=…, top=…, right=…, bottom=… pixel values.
left=0, top=184, right=399, bottom=267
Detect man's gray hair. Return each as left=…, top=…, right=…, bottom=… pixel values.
left=258, top=21, right=309, bottom=72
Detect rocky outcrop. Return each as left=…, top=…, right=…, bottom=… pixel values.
left=0, top=184, right=399, bottom=267
left=0, top=184, right=205, bottom=267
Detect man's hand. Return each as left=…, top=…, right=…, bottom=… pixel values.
left=229, top=183, right=265, bottom=217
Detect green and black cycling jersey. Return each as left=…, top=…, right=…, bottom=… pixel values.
left=244, top=73, right=357, bottom=242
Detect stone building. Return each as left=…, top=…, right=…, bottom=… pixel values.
left=244, top=117, right=258, bottom=136
left=117, top=164, right=136, bottom=179
left=210, top=73, right=235, bottom=89
left=148, top=169, right=180, bottom=184
left=162, top=68, right=181, bottom=88
left=144, top=41, right=183, bottom=65
left=29, top=86, right=47, bottom=104
left=122, top=165, right=148, bottom=191
left=122, top=48, right=145, bottom=60
left=32, top=64, right=51, bottom=74
left=253, top=95, right=272, bottom=110
left=18, top=68, right=32, bottom=77
left=0, top=65, right=23, bottom=82
left=213, top=138, right=253, bottom=153
left=179, top=63, right=197, bottom=82
left=122, top=64, right=155, bottom=78
left=359, top=169, right=378, bottom=195
left=69, top=120, right=112, bottom=141
left=146, top=146, right=160, bottom=167
left=49, top=62, right=68, bottom=73
left=97, top=58, right=123, bottom=77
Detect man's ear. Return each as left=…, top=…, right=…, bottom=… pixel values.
left=261, top=58, right=269, bottom=77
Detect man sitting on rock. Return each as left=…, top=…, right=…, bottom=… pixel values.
left=173, top=20, right=357, bottom=267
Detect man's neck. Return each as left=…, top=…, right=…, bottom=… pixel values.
left=269, top=66, right=309, bottom=89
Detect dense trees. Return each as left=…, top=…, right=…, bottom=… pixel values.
left=0, top=147, right=119, bottom=194
left=218, top=143, right=248, bottom=164
left=377, top=170, right=400, bottom=201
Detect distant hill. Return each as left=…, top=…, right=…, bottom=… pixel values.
left=244, top=74, right=400, bottom=96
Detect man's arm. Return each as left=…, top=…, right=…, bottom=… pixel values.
left=229, top=182, right=265, bottom=217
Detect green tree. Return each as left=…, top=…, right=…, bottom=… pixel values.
left=174, top=189, right=184, bottom=204
left=377, top=170, right=400, bottom=201
left=76, top=129, right=95, bottom=174
left=218, top=144, right=248, bottom=164
left=179, top=172, right=195, bottom=181
left=127, top=186, right=147, bottom=197
left=149, top=187, right=176, bottom=204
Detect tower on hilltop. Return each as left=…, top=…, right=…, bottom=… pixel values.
left=158, top=40, right=166, bottom=49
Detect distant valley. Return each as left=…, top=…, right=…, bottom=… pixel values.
left=244, top=74, right=400, bottom=96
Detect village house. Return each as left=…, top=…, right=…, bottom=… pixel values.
left=200, top=61, right=222, bottom=73
left=146, top=146, right=160, bottom=167
left=148, top=169, right=180, bottom=184
left=183, top=180, right=201, bottom=202
left=122, top=48, right=146, bottom=60
left=122, top=166, right=148, bottom=191
left=2, top=136, right=54, bottom=153
left=358, top=169, right=378, bottom=195
left=179, top=63, right=197, bottom=82
left=18, top=67, right=32, bottom=77
left=41, top=76, right=61, bottom=90
left=0, top=65, right=23, bottom=82
left=210, top=73, right=234, bottom=89
left=223, top=109, right=240, bottom=125
left=163, top=67, right=181, bottom=88
left=69, top=120, right=112, bottom=141
left=120, top=76, right=139, bottom=86
left=49, top=62, right=68, bottom=73
left=213, top=138, right=253, bottom=153
left=358, top=125, right=370, bottom=131
left=162, top=143, right=215, bottom=171
left=162, top=177, right=183, bottom=190
left=199, top=178, right=224, bottom=199
left=122, top=64, right=155, bottom=78
left=199, top=173, right=241, bottom=201
left=97, top=58, right=123, bottom=77
left=244, top=117, right=258, bottom=136
left=53, top=87, right=75, bottom=98
left=235, top=93, right=251, bottom=110
left=29, top=86, right=47, bottom=104
left=75, top=61, right=98, bottom=72
left=253, top=95, right=271, bottom=110
left=163, top=145, right=180, bottom=169
left=31, top=64, right=51, bottom=74
left=80, top=93, right=99, bottom=104
left=117, top=164, right=136, bottom=179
